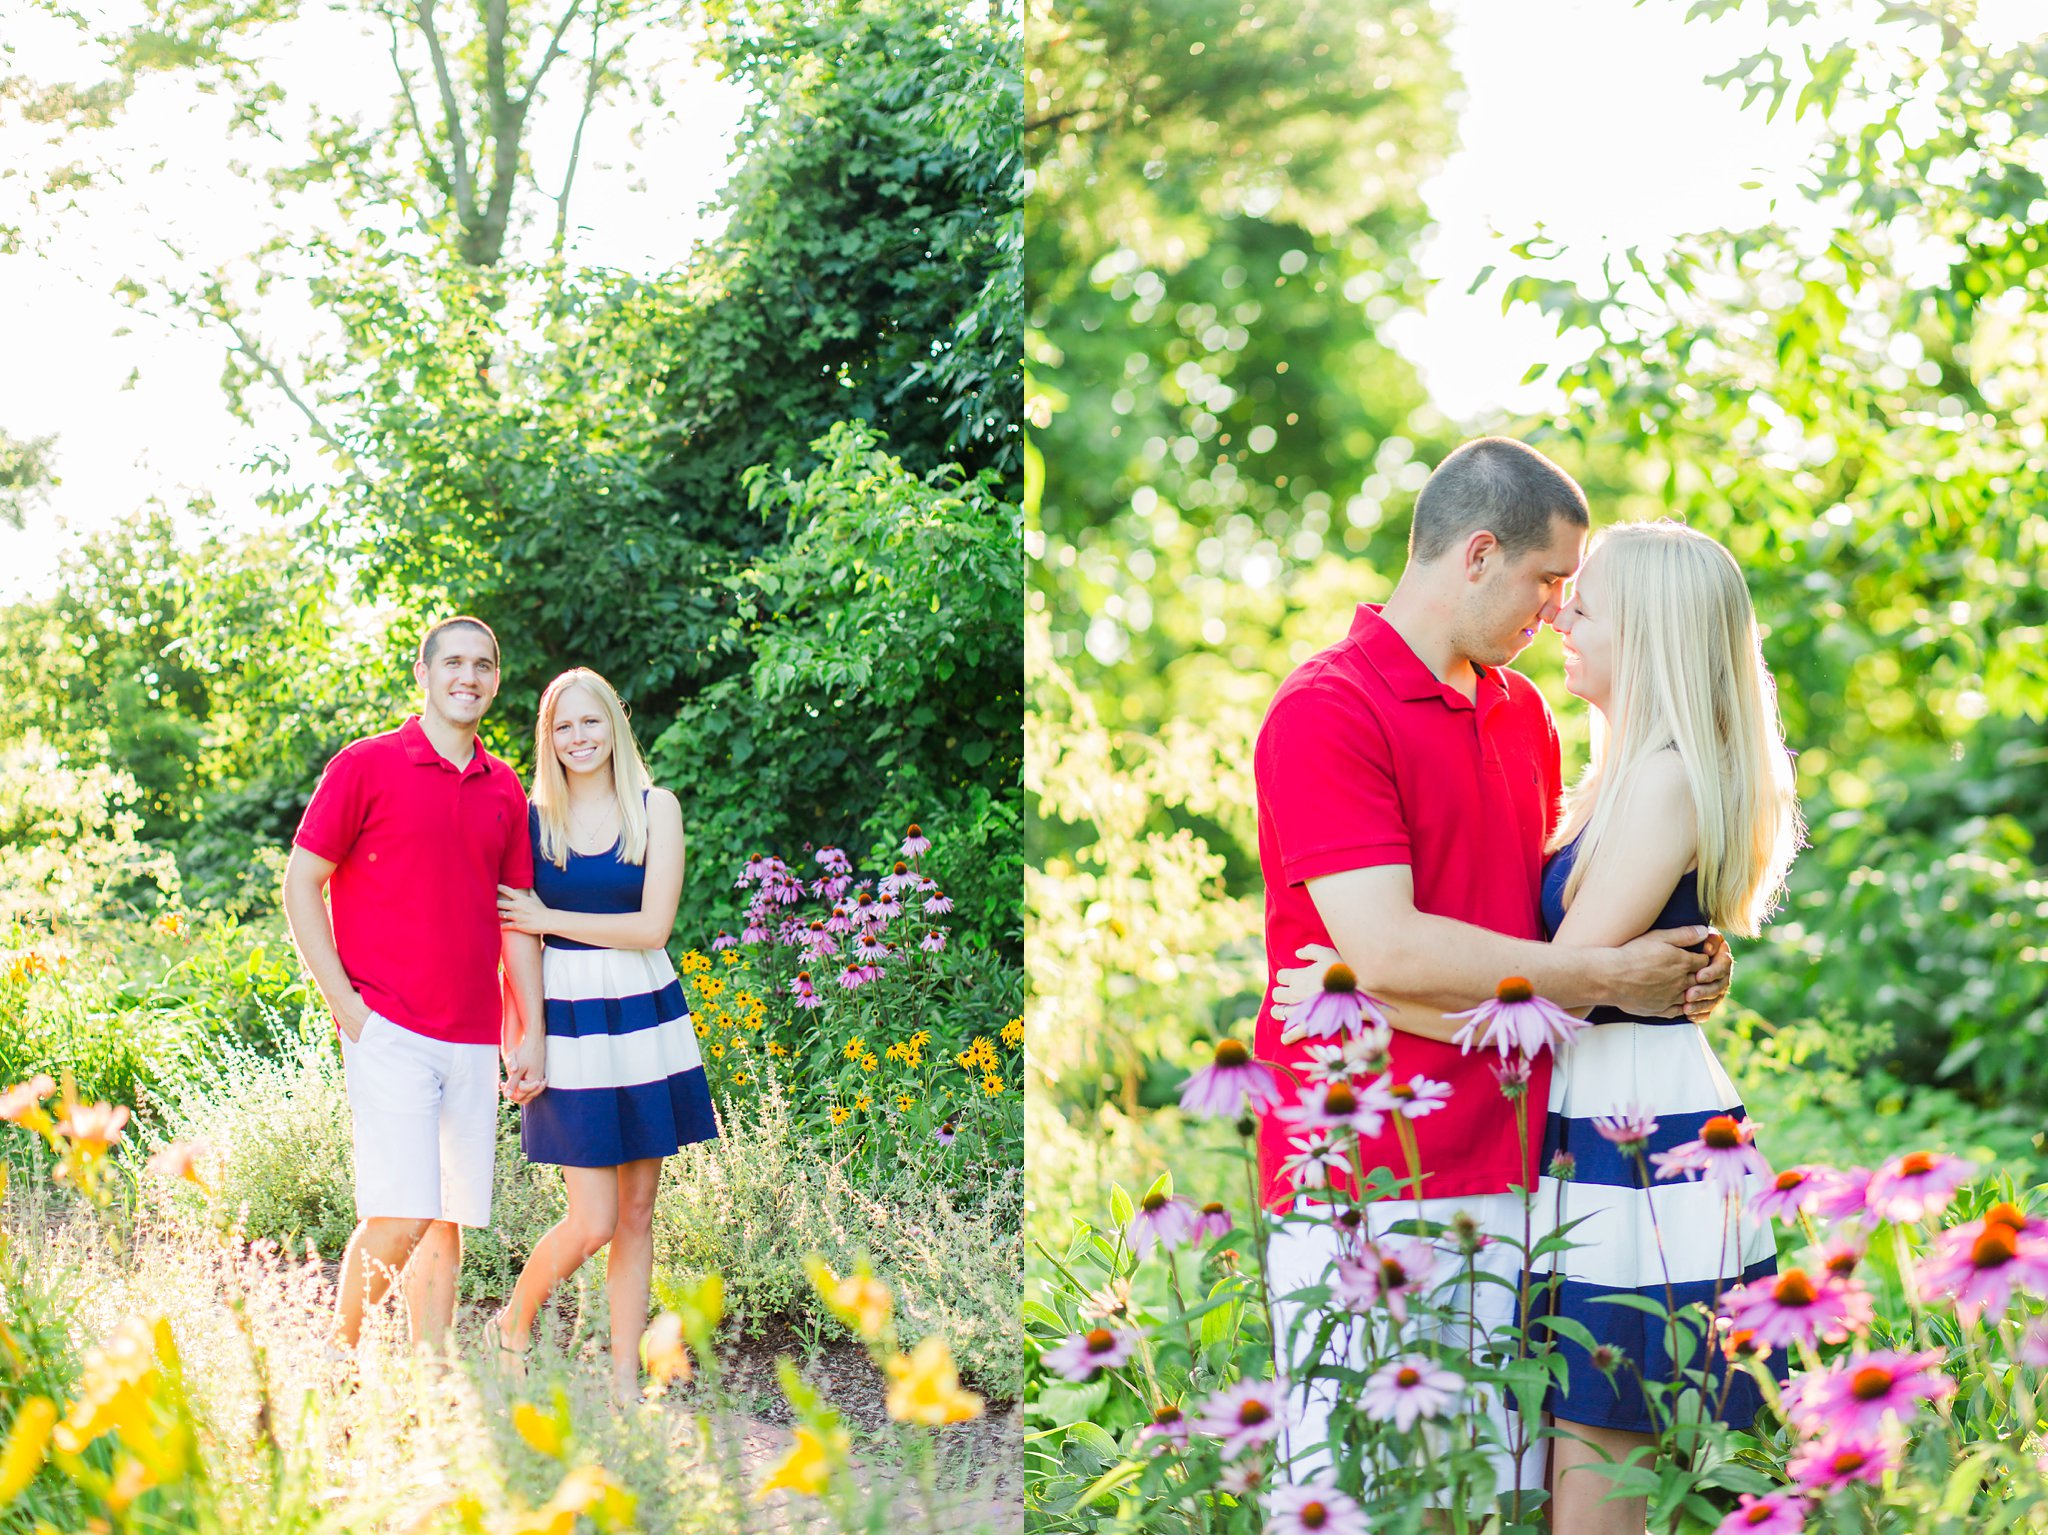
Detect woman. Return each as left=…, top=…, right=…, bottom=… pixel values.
left=1533, top=520, right=1802, bottom=1533
left=489, top=667, right=720, bottom=1403
left=1276, top=520, right=1802, bottom=1528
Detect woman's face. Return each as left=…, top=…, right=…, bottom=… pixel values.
left=1552, top=552, right=1615, bottom=710
left=550, top=684, right=615, bottom=780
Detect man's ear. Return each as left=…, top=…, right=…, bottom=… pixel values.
left=1461, top=529, right=1501, bottom=583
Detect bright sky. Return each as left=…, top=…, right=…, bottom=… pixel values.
left=0, top=3, right=747, bottom=601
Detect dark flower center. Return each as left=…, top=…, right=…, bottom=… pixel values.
left=1827, top=1249, right=1860, bottom=1277
left=1701, top=1115, right=1743, bottom=1150
left=1396, top=1367, right=1421, bottom=1387
left=1495, top=976, right=1533, bottom=1003
left=1237, top=1401, right=1270, bottom=1427
left=1380, top=1260, right=1407, bottom=1288
left=1323, top=963, right=1357, bottom=994
left=795, top=972, right=811, bottom=983
left=857, top=893, right=874, bottom=905
left=1084, top=1328, right=1115, bottom=1355
left=1324, top=1083, right=1358, bottom=1115
left=1141, top=1192, right=1168, bottom=1213
left=1152, top=1404, right=1182, bottom=1426
left=1849, top=1365, right=1893, bottom=1401
left=1389, top=1082, right=1416, bottom=1101
left=1774, top=1170, right=1805, bottom=1192
left=1987, top=1202, right=2027, bottom=1230
left=1300, top=1503, right=1328, bottom=1529
left=1832, top=1450, right=1867, bottom=1475
left=1899, top=1151, right=1937, bottom=1177
left=893, top=862, right=908, bottom=875
left=1214, top=1040, right=1250, bottom=1068
left=1973, top=1226, right=2018, bottom=1268
left=1743, top=1505, right=1775, bottom=1527
left=1773, top=1270, right=1816, bottom=1306
left=1201, top=1202, right=1224, bottom=1216
left=906, top=824, right=921, bottom=836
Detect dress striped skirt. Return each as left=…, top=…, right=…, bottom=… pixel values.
left=520, top=944, right=720, bottom=1168
left=1533, top=1018, right=1783, bottom=1433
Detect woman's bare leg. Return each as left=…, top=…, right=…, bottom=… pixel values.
left=607, top=1158, right=664, bottom=1401
left=1551, top=1417, right=1655, bottom=1535
left=498, top=1166, right=618, bottom=1348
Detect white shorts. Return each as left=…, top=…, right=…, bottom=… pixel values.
left=338, top=1011, right=499, bottom=1228
left=1267, top=1191, right=1549, bottom=1510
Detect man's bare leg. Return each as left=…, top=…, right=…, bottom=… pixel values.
left=332, top=1216, right=433, bottom=1348
left=404, top=1219, right=464, bottom=1350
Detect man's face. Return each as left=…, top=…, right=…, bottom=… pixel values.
left=414, top=627, right=501, bottom=730
left=1461, top=517, right=1586, bottom=667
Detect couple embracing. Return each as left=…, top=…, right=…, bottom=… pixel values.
left=1254, top=437, right=1803, bottom=1529
left=282, top=615, right=718, bottom=1403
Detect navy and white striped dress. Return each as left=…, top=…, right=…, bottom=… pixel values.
left=519, top=803, right=719, bottom=1167
left=1533, top=833, right=1782, bottom=1432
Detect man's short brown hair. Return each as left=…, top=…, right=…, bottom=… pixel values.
left=417, top=616, right=500, bottom=668
left=1409, top=437, right=1590, bottom=564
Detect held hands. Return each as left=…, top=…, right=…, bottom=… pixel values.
left=1271, top=944, right=1341, bottom=1044
left=497, top=885, right=551, bottom=935
left=1610, top=926, right=1732, bottom=1020
left=501, top=1039, right=547, bottom=1106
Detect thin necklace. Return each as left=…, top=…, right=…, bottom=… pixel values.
left=568, top=796, right=617, bottom=849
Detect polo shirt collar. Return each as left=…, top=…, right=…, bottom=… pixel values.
left=1350, top=604, right=1508, bottom=714
left=399, top=714, right=490, bottom=776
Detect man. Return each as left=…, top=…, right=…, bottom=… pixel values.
left=283, top=616, right=547, bottom=1354
left=1251, top=437, right=1730, bottom=1498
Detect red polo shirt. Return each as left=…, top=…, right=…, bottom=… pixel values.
left=294, top=716, right=534, bottom=1046
left=1252, top=605, right=1563, bottom=1209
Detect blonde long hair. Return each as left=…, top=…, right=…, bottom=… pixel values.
left=531, top=668, right=654, bottom=870
left=1552, top=521, right=1803, bottom=937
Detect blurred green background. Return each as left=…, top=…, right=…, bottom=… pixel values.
left=1024, top=0, right=2048, bottom=1240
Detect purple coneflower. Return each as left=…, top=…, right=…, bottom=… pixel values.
left=1750, top=1164, right=1849, bottom=1223
left=826, top=905, right=855, bottom=933
left=803, top=924, right=839, bottom=958
left=1651, top=1114, right=1769, bottom=1196
left=711, top=931, right=737, bottom=951
left=1359, top=1355, right=1461, bottom=1431
left=1266, top=1477, right=1371, bottom=1535
left=1713, top=1492, right=1807, bottom=1535
left=815, top=846, right=849, bottom=869
left=1126, top=1191, right=1199, bottom=1257
left=880, top=862, right=917, bottom=896
left=1720, top=1267, right=1872, bottom=1349
left=1915, top=1203, right=2048, bottom=1323
left=1491, top=1056, right=1533, bottom=1099
left=901, top=824, right=932, bottom=858
left=1591, top=1106, right=1660, bottom=1156
left=1189, top=1201, right=1233, bottom=1244
left=742, top=918, right=772, bottom=945
left=743, top=853, right=771, bottom=882
left=1292, top=962, right=1391, bottom=1040
left=1301, top=1035, right=1387, bottom=1085
left=1332, top=1239, right=1437, bottom=1324
left=1190, top=1380, right=1293, bottom=1458
left=1278, top=1133, right=1352, bottom=1192
left=1178, top=1039, right=1283, bottom=1118
left=933, top=1122, right=957, bottom=1147
left=921, top=930, right=946, bottom=953
left=873, top=895, right=903, bottom=921
left=924, top=892, right=954, bottom=915
left=1809, top=1166, right=1871, bottom=1220
left=1041, top=1327, right=1138, bottom=1382
left=1279, top=1078, right=1392, bottom=1140
left=1450, top=977, right=1584, bottom=1061
left=1865, top=1150, right=1973, bottom=1223
left=1137, top=1402, right=1190, bottom=1451
left=836, top=965, right=871, bottom=991
left=855, top=933, right=889, bottom=963
left=1785, top=1349, right=1953, bottom=1436
left=1820, top=1237, right=1864, bottom=1278
left=1384, top=1075, right=1451, bottom=1120
left=1788, top=1430, right=1897, bottom=1493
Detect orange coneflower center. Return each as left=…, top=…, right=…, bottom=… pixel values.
left=1380, top=1260, right=1408, bottom=1287
left=1831, top=1450, right=1868, bottom=1476
left=1972, top=1225, right=2018, bottom=1268
left=857, top=892, right=874, bottom=905
left=1495, top=976, right=1534, bottom=1003
left=1987, top=1202, right=2028, bottom=1230
left=1396, top=1366, right=1421, bottom=1387
left=1237, top=1400, right=1271, bottom=1427
left=1774, top=1170, right=1805, bottom=1192
left=1827, top=1249, right=1860, bottom=1277
left=1898, top=1151, right=1937, bottom=1177
left=1214, top=1040, right=1251, bottom=1068
left=1389, top=1082, right=1416, bottom=1101
left=796, top=971, right=812, bottom=983
left=1141, top=1192, right=1169, bottom=1213
left=1084, top=1328, right=1115, bottom=1355
left=1773, top=1270, right=1817, bottom=1306
left=1848, top=1365, right=1894, bottom=1401
left=893, top=862, right=908, bottom=876
left=906, top=823, right=922, bottom=836
left=1324, top=1083, right=1359, bottom=1116
left=1323, top=963, right=1358, bottom=994
left=1153, top=1404, right=1182, bottom=1426
left=1743, top=1505, right=1776, bottom=1527
left=1201, top=1201, right=1225, bottom=1216
left=1299, top=1502, right=1330, bottom=1529
left=1701, top=1116, right=1744, bottom=1150
left=1724, top=1328, right=1761, bottom=1357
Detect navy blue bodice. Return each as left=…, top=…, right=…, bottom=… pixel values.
left=531, top=797, right=647, bottom=950
left=1541, top=830, right=1705, bottom=1025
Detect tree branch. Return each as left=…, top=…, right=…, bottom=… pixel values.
left=388, top=15, right=453, bottom=204
left=412, top=0, right=476, bottom=230
left=523, top=0, right=588, bottom=108
left=212, top=305, right=346, bottom=459
left=551, top=21, right=609, bottom=257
